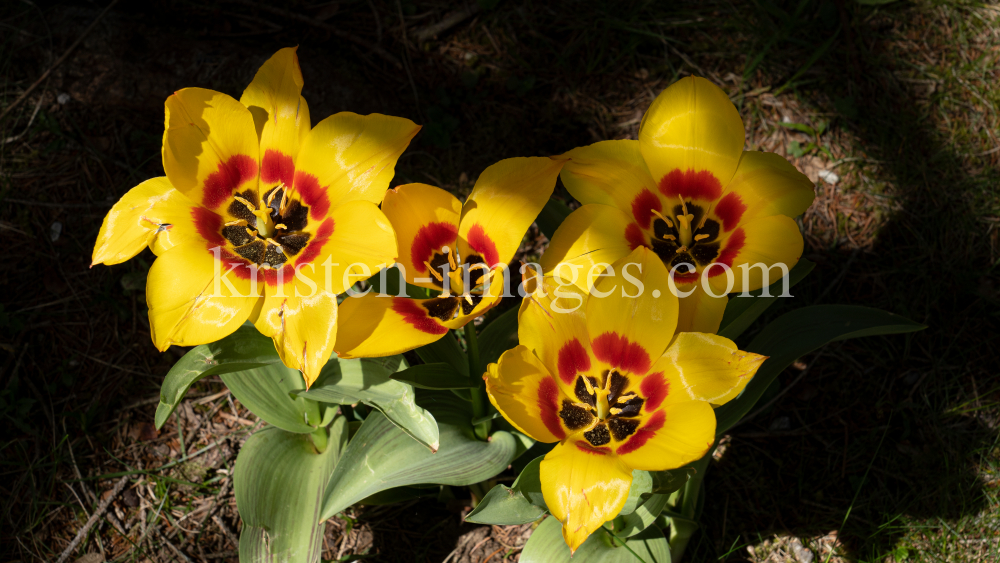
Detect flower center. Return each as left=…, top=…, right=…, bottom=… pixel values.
left=221, top=184, right=312, bottom=268
left=558, top=370, right=645, bottom=447
left=648, top=196, right=722, bottom=274
left=420, top=246, right=494, bottom=321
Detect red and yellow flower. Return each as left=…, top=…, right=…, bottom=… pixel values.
left=541, top=76, right=814, bottom=333
left=485, top=247, right=766, bottom=551
left=334, top=157, right=565, bottom=358
left=92, top=47, right=418, bottom=386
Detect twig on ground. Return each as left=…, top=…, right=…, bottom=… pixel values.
left=55, top=476, right=130, bottom=563
left=212, top=514, right=240, bottom=548
left=0, top=0, right=121, bottom=125
left=411, top=3, right=480, bottom=43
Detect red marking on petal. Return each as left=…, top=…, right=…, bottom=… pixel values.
left=261, top=149, right=295, bottom=187
left=630, top=189, right=662, bottom=229
left=714, top=192, right=746, bottom=232
left=292, top=171, right=330, bottom=220
left=260, top=265, right=294, bottom=287
left=625, top=223, right=646, bottom=251
left=411, top=222, right=458, bottom=273
left=591, top=332, right=651, bottom=375
left=203, top=154, right=258, bottom=210
left=557, top=339, right=591, bottom=385
left=295, top=218, right=335, bottom=266
left=640, top=371, right=669, bottom=411
left=616, top=410, right=665, bottom=455
left=218, top=249, right=255, bottom=280
left=192, top=206, right=225, bottom=247
left=393, top=297, right=449, bottom=335
left=575, top=441, right=612, bottom=456
left=711, top=228, right=745, bottom=276
left=466, top=223, right=500, bottom=266
left=658, top=169, right=722, bottom=201
left=538, top=378, right=566, bottom=440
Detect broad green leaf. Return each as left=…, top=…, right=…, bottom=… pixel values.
left=415, top=331, right=468, bottom=376
left=221, top=363, right=321, bottom=434
left=521, top=516, right=671, bottom=563
left=619, top=470, right=652, bottom=516
left=614, top=494, right=670, bottom=538
left=466, top=456, right=546, bottom=525
left=297, top=356, right=439, bottom=451
left=320, top=391, right=518, bottom=520
left=649, top=468, right=693, bottom=495
left=155, top=325, right=281, bottom=429
left=477, top=307, right=519, bottom=371
left=391, top=363, right=473, bottom=390
left=360, top=485, right=438, bottom=506
left=235, top=418, right=347, bottom=563
left=715, top=305, right=925, bottom=434
left=536, top=198, right=574, bottom=240
left=717, top=258, right=815, bottom=340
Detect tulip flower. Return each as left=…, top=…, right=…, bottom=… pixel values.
left=92, top=47, right=418, bottom=386
left=541, top=76, right=814, bottom=333
left=334, top=157, right=565, bottom=358
left=485, top=247, right=766, bottom=551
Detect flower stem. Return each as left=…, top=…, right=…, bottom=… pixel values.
left=667, top=442, right=715, bottom=562
left=464, top=323, right=490, bottom=441
left=310, top=426, right=329, bottom=454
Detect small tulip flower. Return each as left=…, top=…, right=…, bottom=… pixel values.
left=542, top=76, right=814, bottom=333
left=334, top=157, right=565, bottom=358
left=92, top=48, right=419, bottom=386
left=485, top=247, right=766, bottom=552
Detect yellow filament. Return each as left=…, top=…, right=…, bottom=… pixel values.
left=650, top=208, right=673, bottom=228
left=424, top=261, right=444, bottom=282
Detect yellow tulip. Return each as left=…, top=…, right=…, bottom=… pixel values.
left=334, top=157, right=565, bottom=358
left=485, top=247, right=766, bottom=552
left=92, top=47, right=419, bottom=386
left=542, top=76, right=815, bottom=334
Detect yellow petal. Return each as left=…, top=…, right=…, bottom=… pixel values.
left=652, top=332, right=766, bottom=406
left=585, top=247, right=678, bottom=374
left=381, top=183, right=462, bottom=290
left=614, top=400, right=716, bottom=471
left=92, top=177, right=197, bottom=265
left=560, top=140, right=661, bottom=216
left=292, top=112, right=420, bottom=216
left=253, top=286, right=338, bottom=388
left=539, top=204, right=635, bottom=289
left=720, top=150, right=815, bottom=228
left=162, top=88, right=260, bottom=212
left=333, top=294, right=448, bottom=359
left=638, top=77, right=744, bottom=202
left=146, top=242, right=263, bottom=350
left=517, top=277, right=593, bottom=388
left=317, top=200, right=398, bottom=295
left=241, top=47, right=311, bottom=191
left=722, top=215, right=804, bottom=294
left=457, top=156, right=565, bottom=267
left=675, top=284, right=728, bottom=334
left=484, top=345, right=567, bottom=443
left=540, top=441, right=633, bottom=553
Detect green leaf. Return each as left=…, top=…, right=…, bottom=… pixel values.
left=155, top=325, right=281, bottom=429
left=536, top=198, right=573, bottom=240
left=221, top=363, right=321, bottom=435
left=619, top=470, right=653, bottom=516
left=477, top=307, right=520, bottom=371
left=391, top=363, right=473, bottom=390
left=415, top=331, right=468, bottom=376
left=521, top=516, right=671, bottom=563
left=614, top=494, right=670, bottom=538
left=717, top=258, right=815, bottom=340
left=466, top=456, right=546, bottom=525
left=649, top=468, right=693, bottom=495
left=297, top=356, right=439, bottom=451
left=715, top=305, right=925, bottom=434
left=235, top=418, right=347, bottom=563
left=320, top=392, right=518, bottom=520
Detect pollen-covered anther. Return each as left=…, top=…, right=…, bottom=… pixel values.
left=424, top=261, right=445, bottom=282
left=225, top=219, right=248, bottom=227
left=274, top=223, right=288, bottom=230
left=694, top=234, right=710, bottom=242
left=650, top=207, right=673, bottom=228
left=233, top=195, right=257, bottom=211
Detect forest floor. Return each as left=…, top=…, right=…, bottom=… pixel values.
left=2, top=1, right=999, bottom=562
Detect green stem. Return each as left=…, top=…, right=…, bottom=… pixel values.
left=464, top=324, right=490, bottom=440
left=310, top=426, right=329, bottom=454
left=668, top=443, right=715, bottom=562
